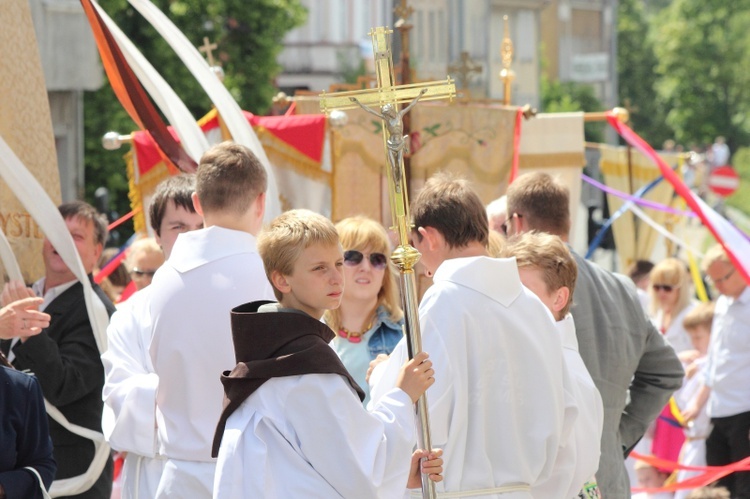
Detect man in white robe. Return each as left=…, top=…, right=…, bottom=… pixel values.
left=370, top=174, right=570, bottom=498
left=101, top=174, right=203, bottom=499
left=148, top=144, right=274, bottom=498
left=501, top=232, right=603, bottom=498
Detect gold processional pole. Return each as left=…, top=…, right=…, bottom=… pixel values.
left=319, top=27, right=455, bottom=499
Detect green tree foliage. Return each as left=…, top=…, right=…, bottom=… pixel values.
left=726, top=147, right=750, bottom=217
left=653, top=0, right=750, bottom=152
left=540, top=76, right=604, bottom=143
left=83, top=0, right=306, bottom=230
left=618, top=0, right=672, bottom=148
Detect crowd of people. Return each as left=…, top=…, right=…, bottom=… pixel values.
left=0, top=141, right=747, bottom=499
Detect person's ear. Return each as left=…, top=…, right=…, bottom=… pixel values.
left=417, top=226, right=441, bottom=251
left=552, top=286, right=570, bottom=315
left=255, top=192, right=266, bottom=219
left=270, top=270, right=291, bottom=295
left=191, top=192, right=204, bottom=217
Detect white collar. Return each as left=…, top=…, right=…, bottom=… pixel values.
left=433, top=256, right=522, bottom=307
left=168, top=226, right=258, bottom=273
left=557, top=313, right=579, bottom=351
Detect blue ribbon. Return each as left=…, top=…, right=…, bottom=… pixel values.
left=585, top=175, right=666, bottom=259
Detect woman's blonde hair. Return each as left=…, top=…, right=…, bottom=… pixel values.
left=649, top=257, right=692, bottom=316
left=324, top=216, right=403, bottom=332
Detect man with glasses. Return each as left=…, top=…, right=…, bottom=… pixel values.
left=683, top=244, right=750, bottom=497
left=505, top=172, right=684, bottom=498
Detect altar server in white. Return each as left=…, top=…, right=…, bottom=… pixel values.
left=502, top=232, right=604, bottom=498
left=212, top=210, right=443, bottom=498
left=369, top=174, right=570, bottom=498
left=101, top=174, right=203, bottom=499
left=148, top=143, right=274, bottom=498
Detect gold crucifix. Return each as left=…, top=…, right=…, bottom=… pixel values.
left=199, top=36, right=218, bottom=67
left=319, top=26, right=454, bottom=499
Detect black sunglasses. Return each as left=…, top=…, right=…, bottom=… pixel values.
left=652, top=284, right=675, bottom=292
left=131, top=268, right=157, bottom=278
left=343, top=250, right=388, bottom=270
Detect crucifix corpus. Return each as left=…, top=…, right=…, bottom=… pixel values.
left=319, top=26, right=455, bottom=499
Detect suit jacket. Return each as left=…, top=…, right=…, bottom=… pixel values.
left=3, top=278, right=115, bottom=498
left=570, top=252, right=684, bottom=498
left=0, top=366, right=56, bottom=499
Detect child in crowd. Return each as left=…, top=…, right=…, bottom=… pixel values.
left=502, top=231, right=604, bottom=498
left=674, top=302, right=715, bottom=499
left=632, top=460, right=674, bottom=499
left=211, top=209, right=442, bottom=498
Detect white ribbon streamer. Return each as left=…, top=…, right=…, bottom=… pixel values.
left=0, top=135, right=111, bottom=497
left=630, top=204, right=705, bottom=257
left=122, top=0, right=282, bottom=220
left=0, top=229, right=23, bottom=282
left=91, top=1, right=209, bottom=164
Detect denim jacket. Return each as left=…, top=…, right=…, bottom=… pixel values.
left=366, top=306, right=404, bottom=359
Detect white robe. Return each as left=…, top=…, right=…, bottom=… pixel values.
left=673, top=357, right=711, bottom=499
left=148, top=226, right=275, bottom=498
left=213, top=374, right=416, bottom=498
left=533, top=314, right=603, bottom=499
left=101, top=287, right=165, bottom=499
left=370, top=256, right=570, bottom=498
left=652, top=302, right=697, bottom=354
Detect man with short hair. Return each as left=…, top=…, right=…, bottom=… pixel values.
left=505, top=172, right=684, bottom=498
left=682, top=245, right=750, bottom=497
left=1, top=200, right=116, bottom=498
left=370, top=173, right=572, bottom=497
left=147, top=142, right=275, bottom=498
left=102, top=173, right=203, bottom=499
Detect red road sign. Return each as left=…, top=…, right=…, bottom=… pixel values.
left=708, top=165, right=741, bottom=197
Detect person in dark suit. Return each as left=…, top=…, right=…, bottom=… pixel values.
left=1, top=201, right=116, bottom=499
left=0, top=318, right=55, bottom=499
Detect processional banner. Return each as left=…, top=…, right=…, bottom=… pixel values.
left=0, top=0, right=61, bottom=284
left=599, top=145, right=681, bottom=269
left=127, top=109, right=329, bottom=234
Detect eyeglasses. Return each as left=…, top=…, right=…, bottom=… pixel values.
left=501, top=213, right=523, bottom=236
left=652, top=284, right=676, bottom=292
left=343, top=250, right=388, bottom=270
left=709, top=268, right=735, bottom=286
left=131, top=268, right=157, bottom=278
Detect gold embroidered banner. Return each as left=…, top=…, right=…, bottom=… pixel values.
left=0, top=0, right=60, bottom=283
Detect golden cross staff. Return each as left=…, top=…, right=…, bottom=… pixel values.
left=320, top=27, right=455, bottom=499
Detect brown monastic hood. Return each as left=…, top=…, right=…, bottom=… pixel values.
left=211, top=300, right=365, bottom=457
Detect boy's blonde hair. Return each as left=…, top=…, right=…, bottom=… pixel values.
left=324, top=216, right=403, bottom=331
left=648, top=258, right=692, bottom=317
left=683, top=301, right=715, bottom=331
left=257, top=209, right=339, bottom=300
left=501, top=232, right=577, bottom=317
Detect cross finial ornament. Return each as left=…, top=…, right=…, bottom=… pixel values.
left=319, top=27, right=454, bottom=499
left=394, top=0, right=414, bottom=22
left=199, top=36, right=219, bottom=67
left=448, top=51, right=482, bottom=92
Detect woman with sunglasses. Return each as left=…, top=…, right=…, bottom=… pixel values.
left=324, top=216, right=404, bottom=405
left=648, top=258, right=697, bottom=355
left=648, top=257, right=698, bottom=472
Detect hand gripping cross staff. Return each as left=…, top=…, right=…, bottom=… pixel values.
left=320, top=27, right=455, bottom=499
